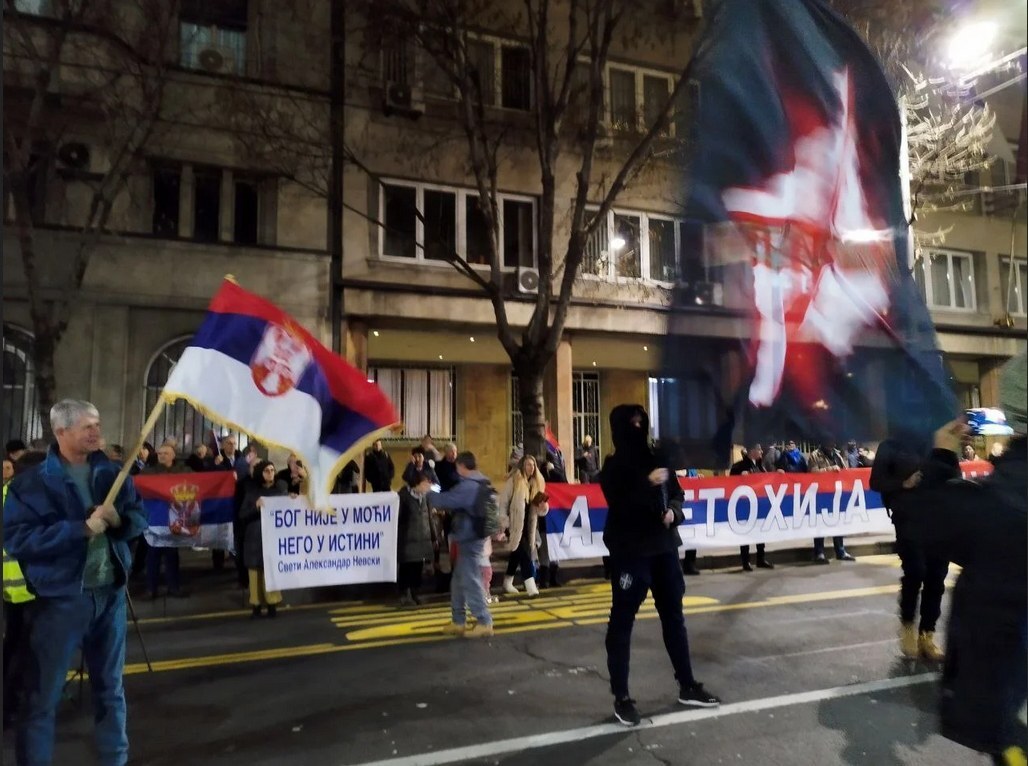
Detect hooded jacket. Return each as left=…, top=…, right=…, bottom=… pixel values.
left=908, top=436, right=1027, bottom=754
left=599, top=404, right=685, bottom=558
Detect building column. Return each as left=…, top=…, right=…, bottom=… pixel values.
left=979, top=357, right=1006, bottom=407
left=89, top=305, right=130, bottom=445
left=345, top=318, right=368, bottom=373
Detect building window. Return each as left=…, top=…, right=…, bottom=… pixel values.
left=500, top=46, right=531, bottom=110
left=152, top=164, right=181, bottom=237
left=572, top=371, right=601, bottom=459
left=144, top=336, right=249, bottom=452
left=1001, top=257, right=1027, bottom=315
left=582, top=207, right=682, bottom=283
left=369, top=366, right=455, bottom=441
left=1, top=325, right=43, bottom=447
left=179, top=0, right=247, bottom=75
left=607, top=65, right=675, bottom=135
left=151, top=163, right=270, bottom=245
left=917, top=248, right=976, bottom=311
left=233, top=176, right=260, bottom=245
left=11, top=0, right=48, bottom=15
left=379, top=180, right=535, bottom=268
left=193, top=167, right=222, bottom=242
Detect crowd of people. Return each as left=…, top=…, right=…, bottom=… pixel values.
left=1, top=349, right=1025, bottom=765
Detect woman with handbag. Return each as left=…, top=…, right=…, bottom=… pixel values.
left=498, top=455, right=549, bottom=597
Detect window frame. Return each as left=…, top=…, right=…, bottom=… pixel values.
left=605, top=63, right=677, bottom=136
left=367, top=364, right=457, bottom=442
left=580, top=206, right=683, bottom=285
left=1001, top=256, right=1028, bottom=316
left=377, top=179, right=537, bottom=270
left=918, top=247, right=977, bottom=312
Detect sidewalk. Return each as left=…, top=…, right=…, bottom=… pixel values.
left=132, top=533, right=898, bottom=620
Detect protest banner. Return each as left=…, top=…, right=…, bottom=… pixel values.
left=260, top=492, right=399, bottom=591
left=543, top=463, right=994, bottom=562
left=135, top=472, right=235, bottom=550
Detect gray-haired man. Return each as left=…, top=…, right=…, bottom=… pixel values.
left=4, top=400, right=147, bottom=766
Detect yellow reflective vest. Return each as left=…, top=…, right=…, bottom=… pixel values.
left=3, top=483, right=35, bottom=604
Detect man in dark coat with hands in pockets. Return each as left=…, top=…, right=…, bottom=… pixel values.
left=600, top=404, right=721, bottom=727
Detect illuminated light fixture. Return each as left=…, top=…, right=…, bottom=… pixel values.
left=592, top=361, right=597, bottom=367
left=946, top=20, right=998, bottom=70
left=372, top=330, right=380, bottom=337
left=610, top=236, right=627, bottom=251
left=469, top=336, right=475, bottom=342
left=438, top=354, right=444, bottom=360
left=812, top=399, right=830, bottom=410
left=643, top=345, right=649, bottom=351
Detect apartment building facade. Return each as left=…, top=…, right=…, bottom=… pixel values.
left=3, top=0, right=1024, bottom=482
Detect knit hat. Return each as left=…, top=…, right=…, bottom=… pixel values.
left=999, top=351, right=1027, bottom=435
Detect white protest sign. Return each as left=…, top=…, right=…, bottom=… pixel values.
left=260, top=492, right=399, bottom=591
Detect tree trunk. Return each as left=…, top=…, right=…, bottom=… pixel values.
left=516, top=363, right=547, bottom=464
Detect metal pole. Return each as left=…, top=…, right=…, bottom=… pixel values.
left=329, top=0, right=346, bottom=354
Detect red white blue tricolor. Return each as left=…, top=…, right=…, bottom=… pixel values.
left=135, top=472, right=236, bottom=549
left=162, top=279, right=400, bottom=507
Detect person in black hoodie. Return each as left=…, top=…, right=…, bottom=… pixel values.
left=907, top=353, right=1026, bottom=766
left=600, top=404, right=721, bottom=726
left=869, top=432, right=947, bottom=662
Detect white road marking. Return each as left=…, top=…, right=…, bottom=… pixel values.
left=740, top=638, right=896, bottom=662
left=347, top=672, right=939, bottom=766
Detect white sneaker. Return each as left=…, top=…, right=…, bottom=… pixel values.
left=524, top=577, right=539, bottom=597
left=502, top=576, right=520, bottom=595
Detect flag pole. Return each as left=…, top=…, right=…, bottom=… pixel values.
left=102, top=399, right=166, bottom=506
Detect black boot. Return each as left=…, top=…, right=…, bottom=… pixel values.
left=537, top=566, right=550, bottom=589
left=267, top=605, right=277, bottom=619
left=250, top=606, right=261, bottom=619
left=549, top=564, right=560, bottom=588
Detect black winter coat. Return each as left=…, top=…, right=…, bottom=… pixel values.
left=909, top=437, right=1027, bottom=755
left=599, top=404, right=684, bottom=559
left=239, top=480, right=288, bottom=570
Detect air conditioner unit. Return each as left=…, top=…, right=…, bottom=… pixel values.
left=197, top=45, right=238, bottom=74
left=384, top=80, right=425, bottom=118
left=517, top=267, right=540, bottom=294
left=55, top=141, right=110, bottom=175
left=57, top=142, right=90, bottom=170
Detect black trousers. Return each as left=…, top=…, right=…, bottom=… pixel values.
left=895, top=534, right=948, bottom=632
left=397, top=561, right=423, bottom=593
left=606, top=550, right=696, bottom=700
left=505, top=515, right=535, bottom=580
left=813, top=537, right=847, bottom=557
left=739, top=544, right=766, bottom=564
left=3, top=600, right=30, bottom=724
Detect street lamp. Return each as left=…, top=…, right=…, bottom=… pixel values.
left=945, top=20, right=998, bottom=71
left=610, top=235, right=627, bottom=251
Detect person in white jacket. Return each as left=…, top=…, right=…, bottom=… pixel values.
left=498, top=455, right=549, bottom=596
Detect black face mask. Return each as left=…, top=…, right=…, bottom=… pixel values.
left=609, top=404, right=651, bottom=456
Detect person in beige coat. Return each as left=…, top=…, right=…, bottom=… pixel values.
left=499, top=455, right=549, bottom=596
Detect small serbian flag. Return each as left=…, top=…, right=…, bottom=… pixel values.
left=161, top=279, right=401, bottom=507
left=544, top=425, right=561, bottom=455
left=135, top=472, right=236, bottom=550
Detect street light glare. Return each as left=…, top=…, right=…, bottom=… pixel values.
left=610, top=236, right=627, bottom=251
left=946, top=20, right=998, bottom=70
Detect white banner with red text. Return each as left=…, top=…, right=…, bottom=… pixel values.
left=543, top=463, right=994, bottom=562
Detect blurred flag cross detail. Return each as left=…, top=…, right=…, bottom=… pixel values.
left=161, top=279, right=400, bottom=507
left=660, top=0, right=956, bottom=463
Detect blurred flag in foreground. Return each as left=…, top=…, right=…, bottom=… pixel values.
left=658, top=0, right=955, bottom=466
left=162, top=279, right=400, bottom=507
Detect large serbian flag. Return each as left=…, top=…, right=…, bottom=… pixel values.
left=162, top=279, right=400, bottom=507
left=135, top=472, right=236, bottom=549
left=658, top=0, right=955, bottom=467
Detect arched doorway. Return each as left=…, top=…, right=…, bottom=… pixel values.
left=144, top=337, right=248, bottom=455
left=2, top=324, right=43, bottom=446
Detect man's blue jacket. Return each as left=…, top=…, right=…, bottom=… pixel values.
left=3, top=445, right=147, bottom=597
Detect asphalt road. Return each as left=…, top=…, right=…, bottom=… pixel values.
left=3, top=554, right=994, bottom=765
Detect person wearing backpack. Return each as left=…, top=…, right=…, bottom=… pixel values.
left=498, top=455, right=549, bottom=597
left=428, top=451, right=495, bottom=638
